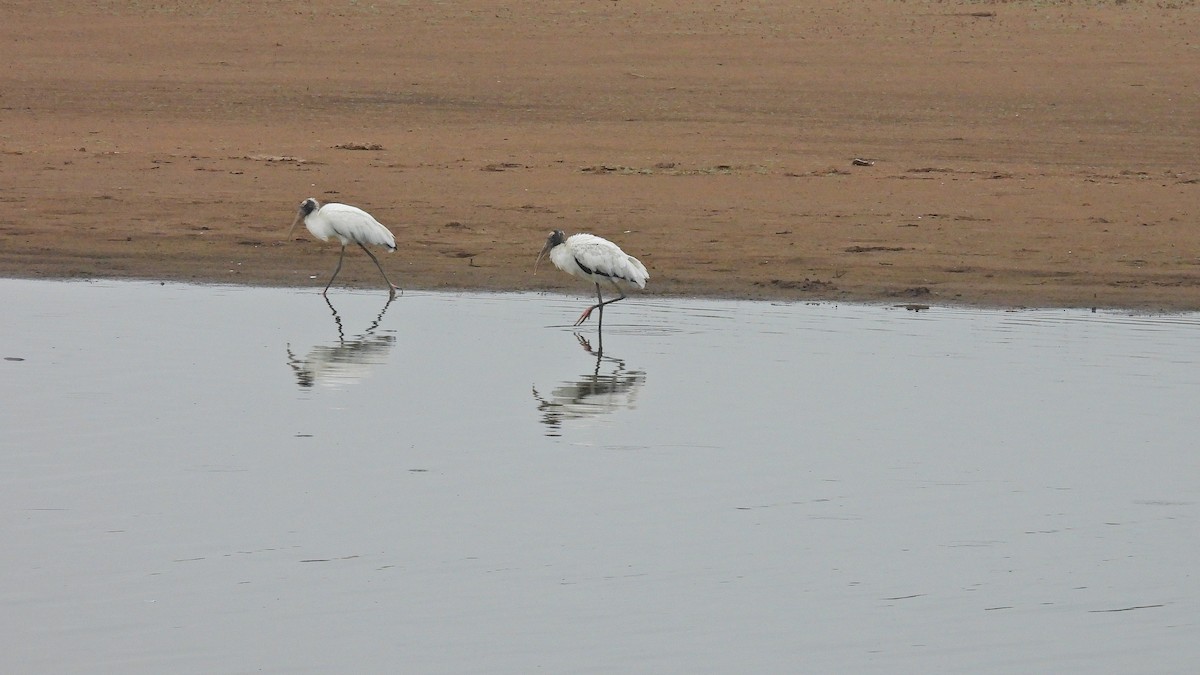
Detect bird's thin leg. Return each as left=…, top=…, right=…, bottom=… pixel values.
left=575, top=283, right=604, bottom=326
left=324, top=245, right=347, bottom=296
left=604, top=289, right=628, bottom=311
left=596, top=282, right=605, bottom=332
left=607, top=279, right=630, bottom=309
left=359, top=243, right=401, bottom=300
left=575, top=281, right=629, bottom=327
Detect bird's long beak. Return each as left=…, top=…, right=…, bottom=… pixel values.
left=533, top=241, right=552, bottom=275
left=287, top=211, right=303, bottom=240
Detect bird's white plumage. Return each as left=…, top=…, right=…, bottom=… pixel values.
left=537, top=230, right=648, bottom=328
left=548, top=233, right=649, bottom=290
left=289, top=197, right=401, bottom=298
left=302, top=202, right=396, bottom=250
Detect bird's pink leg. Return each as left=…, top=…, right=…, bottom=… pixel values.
left=574, top=283, right=604, bottom=326
left=575, top=281, right=627, bottom=328
left=574, top=306, right=595, bottom=326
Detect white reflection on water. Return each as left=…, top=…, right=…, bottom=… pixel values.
left=286, top=296, right=398, bottom=389
left=2, top=278, right=1199, bottom=674
left=532, top=333, right=647, bottom=436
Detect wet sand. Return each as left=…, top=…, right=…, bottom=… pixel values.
left=2, top=1, right=1197, bottom=310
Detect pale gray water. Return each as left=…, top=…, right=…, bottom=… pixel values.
left=2, top=278, right=1198, bottom=674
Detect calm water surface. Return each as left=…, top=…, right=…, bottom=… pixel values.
left=2, top=279, right=1198, bottom=673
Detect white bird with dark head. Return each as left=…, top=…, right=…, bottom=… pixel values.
left=288, top=197, right=401, bottom=299
left=536, top=230, right=649, bottom=327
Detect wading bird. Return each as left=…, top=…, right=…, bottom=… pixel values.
left=288, top=198, right=401, bottom=299
left=536, top=230, right=649, bottom=328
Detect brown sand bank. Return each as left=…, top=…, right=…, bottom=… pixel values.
left=1, top=0, right=1197, bottom=309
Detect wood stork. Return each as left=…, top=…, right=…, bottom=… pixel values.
left=288, top=197, right=401, bottom=299
left=536, top=230, right=649, bottom=328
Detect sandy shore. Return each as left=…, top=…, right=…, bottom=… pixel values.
left=2, top=1, right=1197, bottom=310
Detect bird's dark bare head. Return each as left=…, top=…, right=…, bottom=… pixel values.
left=534, top=230, right=567, bottom=274
left=288, top=198, right=320, bottom=239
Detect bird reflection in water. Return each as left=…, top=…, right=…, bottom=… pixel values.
left=287, top=296, right=397, bottom=389
left=532, top=333, right=646, bottom=437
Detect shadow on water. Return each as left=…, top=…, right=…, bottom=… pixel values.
left=286, top=295, right=397, bottom=389
left=532, top=332, right=646, bottom=437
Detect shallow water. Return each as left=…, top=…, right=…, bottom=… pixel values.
left=2, top=278, right=1198, bottom=673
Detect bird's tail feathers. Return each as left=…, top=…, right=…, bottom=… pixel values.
left=628, top=255, right=650, bottom=287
